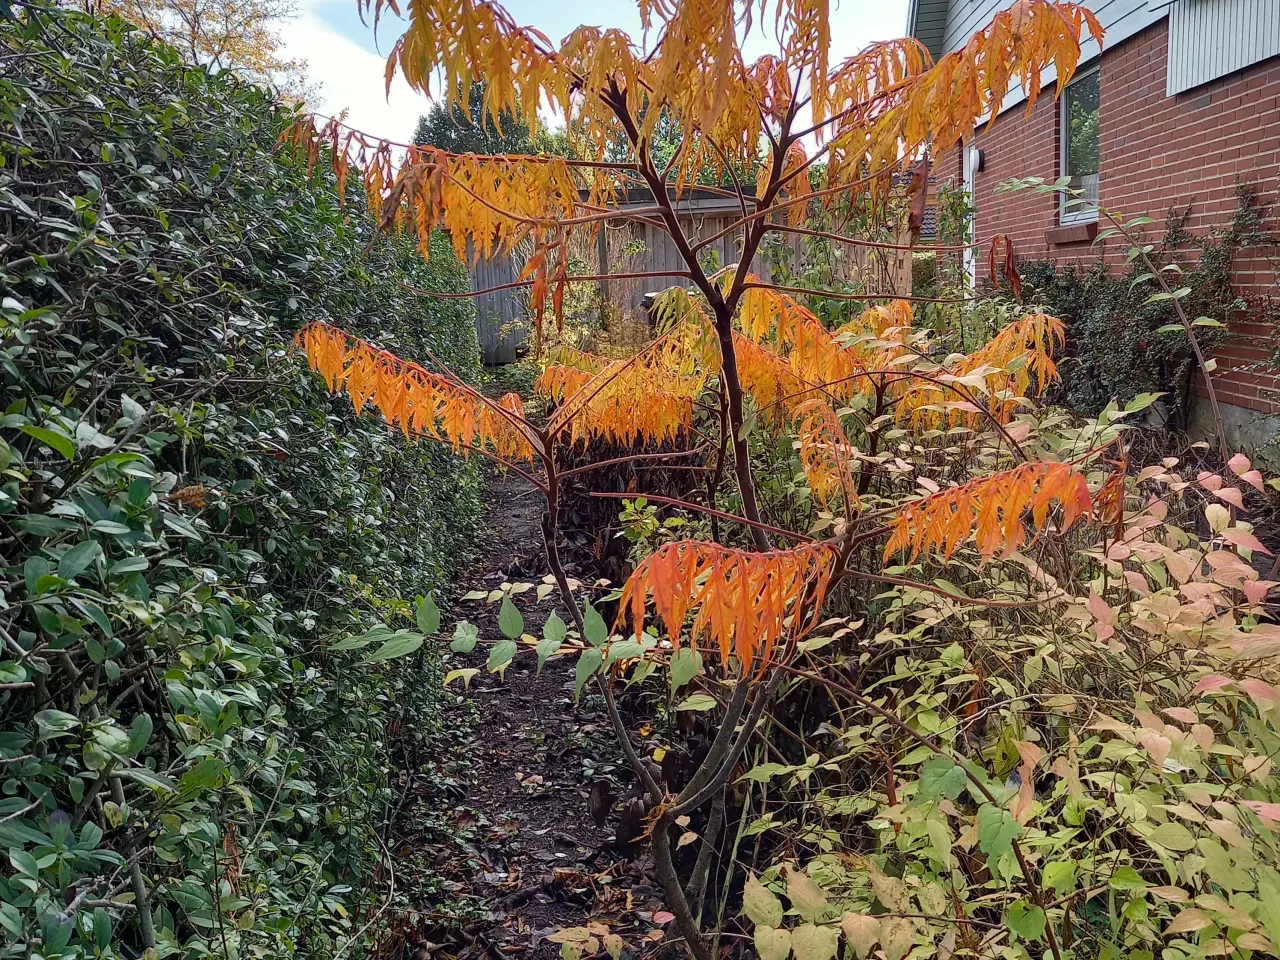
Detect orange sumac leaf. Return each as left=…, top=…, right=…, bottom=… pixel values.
left=537, top=322, right=719, bottom=447
left=733, top=332, right=814, bottom=419
left=619, top=540, right=838, bottom=670
left=794, top=398, right=859, bottom=510
left=1094, top=454, right=1128, bottom=537
left=296, top=321, right=536, bottom=461
left=884, top=460, right=1092, bottom=562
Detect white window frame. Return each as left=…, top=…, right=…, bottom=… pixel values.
left=962, top=142, right=978, bottom=288
left=1059, top=66, right=1100, bottom=226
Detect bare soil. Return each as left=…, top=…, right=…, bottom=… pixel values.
left=391, top=471, right=672, bottom=960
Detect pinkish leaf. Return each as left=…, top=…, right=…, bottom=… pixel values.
left=1123, top=571, right=1152, bottom=596
left=1238, top=678, right=1279, bottom=702
left=1162, top=707, right=1198, bottom=725
left=1242, top=800, right=1280, bottom=825
left=1197, top=471, right=1224, bottom=492
left=1222, top=528, right=1273, bottom=555
left=1243, top=580, right=1277, bottom=606
left=1228, top=453, right=1252, bottom=477
left=1192, top=674, right=1234, bottom=695
left=1138, top=729, right=1172, bottom=770
left=1166, top=909, right=1213, bottom=934
left=1212, top=486, right=1245, bottom=509
left=1087, top=589, right=1115, bottom=626
left=1241, top=469, right=1266, bottom=493
left=651, top=912, right=675, bottom=925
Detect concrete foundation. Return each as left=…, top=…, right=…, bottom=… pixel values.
left=1190, top=399, right=1280, bottom=470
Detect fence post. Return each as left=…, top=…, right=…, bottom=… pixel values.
left=597, top=224, right=611, bottom=303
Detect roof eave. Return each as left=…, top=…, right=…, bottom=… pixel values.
left=906, top=0, right=952, bottom=63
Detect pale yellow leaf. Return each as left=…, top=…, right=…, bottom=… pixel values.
left=869, top=871, right=910, bottom=912
left=1207, top=818, right=1247, bottom=849
left=1165, top=909, right=1213, bottom=934
left=755, top=926, right=792, bottom=960
left=791, top=923, right=839, bottom=960
left=787, top=869, right=832, bottom=923
left=841, top=914, right=880, bottom=960
left=880, top=917, right=915, bottom=960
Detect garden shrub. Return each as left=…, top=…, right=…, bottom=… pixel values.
left=0, top=6, right=480, bottom=957
left=1018, top=190, right=1276, bottom=424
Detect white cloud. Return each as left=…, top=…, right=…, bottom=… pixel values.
left=279, top=1, right=426, bottom=143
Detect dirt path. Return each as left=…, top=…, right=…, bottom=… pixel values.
left=395, top=471, right=669, bottom=959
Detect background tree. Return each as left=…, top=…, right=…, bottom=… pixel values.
left=414, top=81, right=568, bottom=156
left=94, top=0, right=312, bottom=97
left=605, top=112, right=760, bottom=190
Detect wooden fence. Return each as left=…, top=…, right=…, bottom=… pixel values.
left=470, top=193, right=912, bottom=364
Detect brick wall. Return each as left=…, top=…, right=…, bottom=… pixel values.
left=959, top=17, right=1280, bottom=416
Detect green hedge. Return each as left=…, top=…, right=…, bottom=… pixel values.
left=0, top=6, right=479, bottom=957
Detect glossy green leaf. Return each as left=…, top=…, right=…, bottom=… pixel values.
left=583, top=601, right=608, bottom=647
left=58, top=540, right=101, bottom=581
left=20, top=425, right=75, bottom=460
left=574, top=647, right=602, bottom=699
left=669, top=647, right=701, bottom=691
left=536, top=611, right=566, bottom=674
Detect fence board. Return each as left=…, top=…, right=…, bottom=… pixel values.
left=466, top=196, right=912, bottom=364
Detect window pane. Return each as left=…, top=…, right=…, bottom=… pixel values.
left=1065, top=71, right=1100, bottom=179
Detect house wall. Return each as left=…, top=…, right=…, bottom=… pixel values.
left=958, top=16, right=1280, bottom=421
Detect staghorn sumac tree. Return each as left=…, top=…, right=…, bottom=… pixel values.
left=270, top=2, right=1271, bottom=957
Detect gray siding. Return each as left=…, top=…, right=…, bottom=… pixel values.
left=934, top=0, right=1168, bottom=114
left=1167, top=0, right=1280, bottom=94
left=907, top=0, right=952, bottom=59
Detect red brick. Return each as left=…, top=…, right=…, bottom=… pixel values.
left=959, top=17, right=1280, bottom=413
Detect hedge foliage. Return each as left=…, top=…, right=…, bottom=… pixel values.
left=1017, top=191, right=1277, bottom=424
left=0, top=6, right=481, bottom=957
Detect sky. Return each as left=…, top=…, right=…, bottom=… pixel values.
left=277, top=0, right=913, bottom=145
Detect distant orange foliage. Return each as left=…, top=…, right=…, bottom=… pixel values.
left=896, top=312, right=1065, bottom=428
left=536, top=324, right=719, bottom=447
left=794, top=398, right=859, bottom=509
